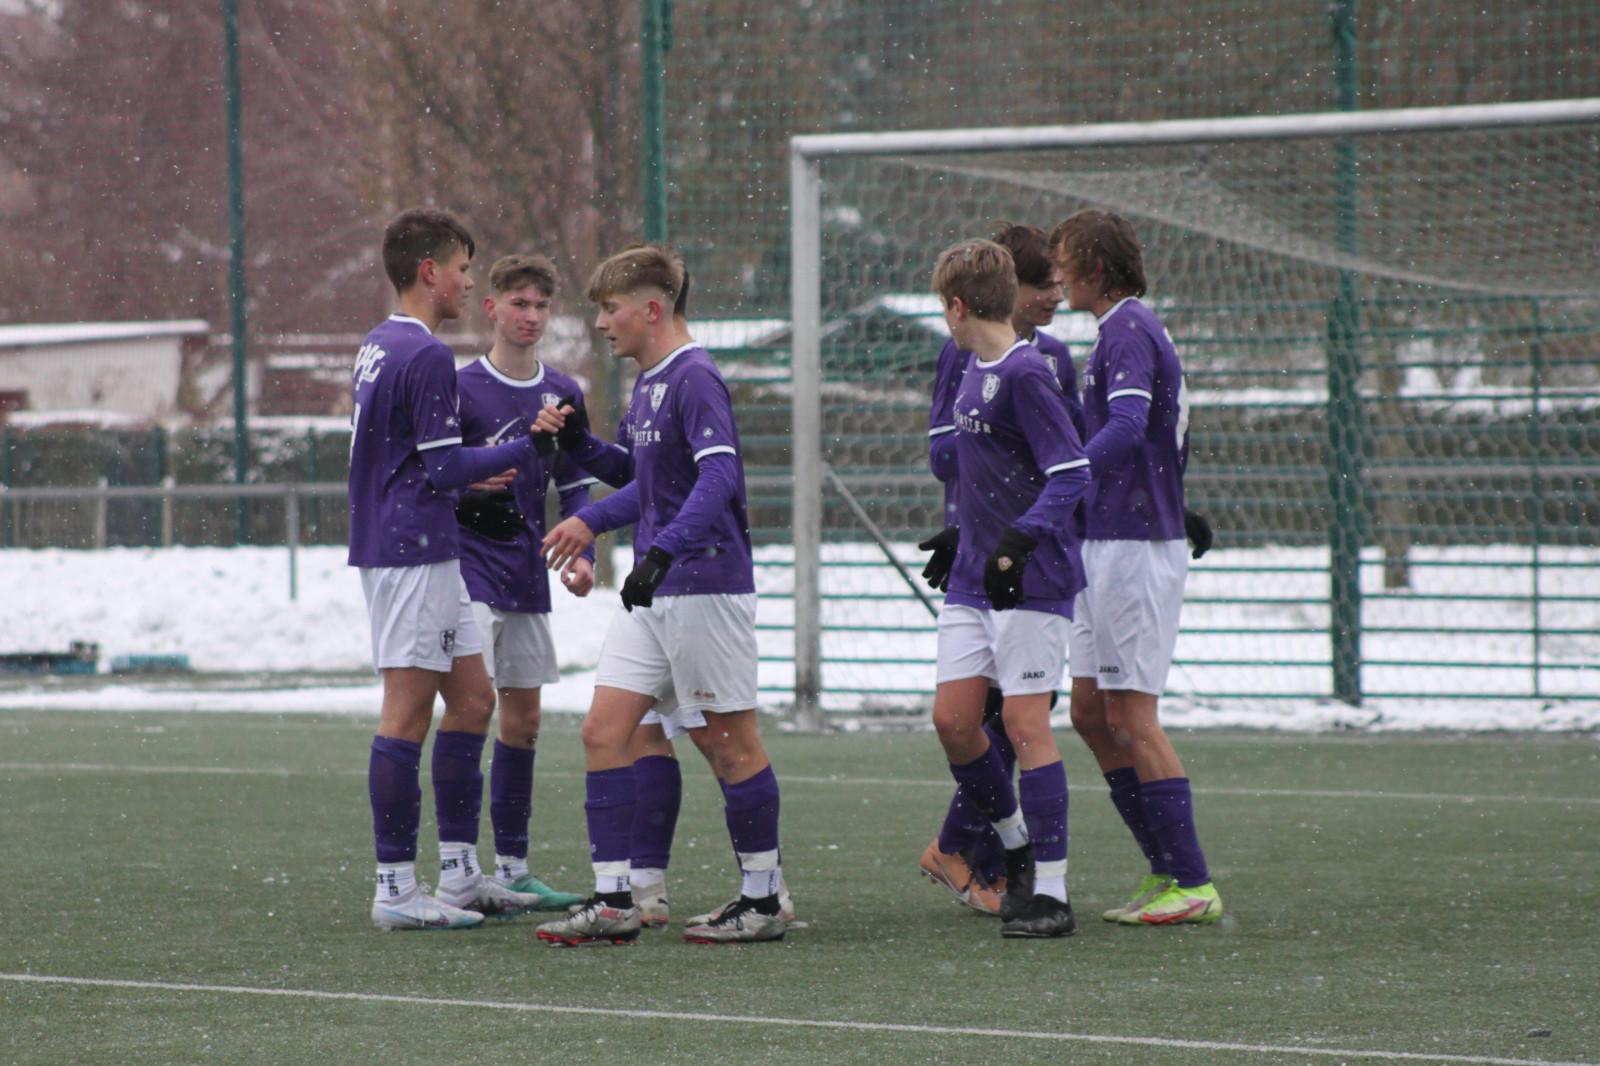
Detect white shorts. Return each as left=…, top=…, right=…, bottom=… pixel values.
left=594, top=593, right=759, bottom=715
left=640, top=694, right=707, bottom=740
left=469, top=603, right=560, bottom=690
left=360, top=560, right=483, bottom=673
left=1067, top=538, right=1188, bottom=694
left=935, top=603, right=1069, bottom=697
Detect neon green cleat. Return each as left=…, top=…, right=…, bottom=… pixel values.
left=1101, top=873, right=1174, bottom=922
left=506, top=873, right=585, bottom=912
left=1119, top=881, right=1222, bottom=925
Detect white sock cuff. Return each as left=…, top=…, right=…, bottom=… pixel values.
left=992, top=811, right=1027, bottom=849
left=1035, top=858, right=1068, bottom=881
left=592, top=860, right=631, bottom=878
left=736, top=849, right=780, bottom=872
left=631, top=867, right=666, bottom=887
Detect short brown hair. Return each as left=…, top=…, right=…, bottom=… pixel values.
left=382, top=208, right=475, bottom=291
left=488, top=253, right=559, bottom=297
left=585, top=243, right=685, bottom=307
left=989, top=220, right=1054, bottom=289
left=931, top=239, right=1017, bottom=321
left=1050, top=209, right=1147, bottom=300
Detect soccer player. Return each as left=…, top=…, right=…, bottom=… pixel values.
left=532, top=245, right=786, bottom=946
left=352, top=208, right=557, bottom=930
left=919, top=222, right=1085, bottom=915
left=922, top=238, right=1092, bottom=939
left=1051, top=209, right=1223, bottom=925
left=452, top=252, right=598, bottom=913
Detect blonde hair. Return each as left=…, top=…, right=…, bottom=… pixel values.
left=932, top=239, right=1017, bottom=321
left=585, top=244, right=685, bottom=306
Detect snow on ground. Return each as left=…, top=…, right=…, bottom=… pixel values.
left=0, top=544, right=1595, bottom=731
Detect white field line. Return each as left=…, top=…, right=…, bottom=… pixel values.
left=0, top=974, right=1590, bottom=1066
left=2, top=763, right=1597, bottom=807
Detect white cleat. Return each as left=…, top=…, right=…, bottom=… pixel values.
left=371, top=887, right=484, bottom=931
left=535, top=897, right=641, bottom=946
left=635, top=880, right=671, bottom=928
left=687, top=874, right=796, bottom=927
left=436, top=872, right=542, bottom=918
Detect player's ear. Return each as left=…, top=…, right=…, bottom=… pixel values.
left=416, top=257, right=439, bottom=288
left=483, top=295, right=498, bottom=319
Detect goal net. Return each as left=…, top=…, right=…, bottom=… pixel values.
left=784, top=100, right=1600, bottom=726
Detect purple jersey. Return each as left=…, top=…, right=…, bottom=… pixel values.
left=929, top=333, right=1082, bottom=525
left=617, top=344, right=754, bottom=596
left=1081, top=298, right=1189, bottom=541
left=347, top=315, right=465, bottom=568
left=946, top=340, right=1090, bottom=617
left=455, top=357, right=597, bottom=613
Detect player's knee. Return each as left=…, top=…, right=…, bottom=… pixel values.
left=580, top=714, right=628, bottom=758
left=1068, top=695, right=1103, bottom=737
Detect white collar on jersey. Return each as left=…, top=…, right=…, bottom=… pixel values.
left=1095, top=296, right=1140, bottom=327
left=641, top=342, right=698, bottom=379
left=477, top=354, right=546, bottom=388
left=972, top=339, right=1030, bottom=369
left=388, top=314, right=432, bottom=335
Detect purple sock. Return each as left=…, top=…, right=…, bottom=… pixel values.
left=631, top=755, right=682, bottom=870
left=369, top=736, right=422, bottom=864
left=947, top=742, right=1019, bottom=825
left=1140, top=776, right=1210, bottom=887
left=1019, top=761, right=1069, bottom=865
left=584, top=766, right=636, bottom=864
left=937, top=721, right=1014, bottom=858
left=488, top=740, right=535, bottom=858
left=1106, top=767, right=1167, bottom=875
left=723, top=765, right=781, bottom=855
left=430, top=730, right=486, bottom=844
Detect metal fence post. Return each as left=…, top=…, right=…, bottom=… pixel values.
left=1326, top=0, right=1364, bottom=705
left=93, top=477, right=109, bottom=550
left=1529, top=299, right=1544, bottom=697
left=790, top=145, right=824, bottom=731
left=161, top=476, right=175, bottom=547
left=286, top=487, right=300, bottom=601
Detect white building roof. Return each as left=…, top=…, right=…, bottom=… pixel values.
left=0, top=321, right=210, bottom=349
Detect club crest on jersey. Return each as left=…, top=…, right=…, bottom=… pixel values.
left=1045, top=355, right=1058, bottom=375
left=542, top=392, right=561, bottom=409
left=440, top=629, right=456, bottom=655
left=981, top=374, right=1000, bottom=402
left=650, top=382, right=668, bottom=410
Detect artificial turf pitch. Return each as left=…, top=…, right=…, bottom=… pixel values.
left=0, top=710, right=1595, bottom=1066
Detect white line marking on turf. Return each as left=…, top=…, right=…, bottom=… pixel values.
left=0, top=974, right=1590, bottom=1066
left=781, top=775, right=1600, bottom=806
left=2, top=763, right=1597, bottom=807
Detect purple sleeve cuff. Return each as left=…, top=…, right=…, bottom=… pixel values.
left=1084, top=393, right=1150, bottom=475
left=1012, top=466, right=1092, bottom=541
left=419, top=437, right=534, bottom=492
left=929, top=430, right=959, bottom=483
left=648, top=452, right=739, bottom=558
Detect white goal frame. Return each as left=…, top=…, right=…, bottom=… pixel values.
left=786, top=97, right=1600, bottom=731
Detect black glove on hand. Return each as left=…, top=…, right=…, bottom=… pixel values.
left=620, top=546, right=674, bottom=612
left=553, top=394, right=589, bottom=451
left=1183, top=508, right=1213, bottom=559
left=983, top=527, right=1038, bottom=611
left=917, top=526, right=960, bottom=591
left=455, top=492, right=528, bottom=543
left=529, top=426, right=559, bottom=458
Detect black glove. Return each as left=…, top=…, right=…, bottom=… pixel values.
left=529, top=426, right=558, bottom=457
left=620, top=546, right=674, bottom=612
left=455, top=492, right=528, bottom=543
left=917, top=526, right=960, bottom=591
left=982, top=527, right=1037, bottom=611
left=553, top=394, right=589, bottom=451
left=1183, top=508, right=1213, bottom=559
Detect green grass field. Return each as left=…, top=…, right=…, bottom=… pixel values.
left=1, top=711, right=1596, bottom=1065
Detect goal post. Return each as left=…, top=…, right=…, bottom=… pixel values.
left=788, top=99, right=1600, bottom=728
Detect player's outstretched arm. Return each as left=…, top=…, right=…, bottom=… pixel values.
left=535, top=399, right=633, bottom=487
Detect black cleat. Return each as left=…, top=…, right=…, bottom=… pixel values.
left=1001, top=894, right=1077, bottom=938
left=999, top=843, right=1035, bottom=921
